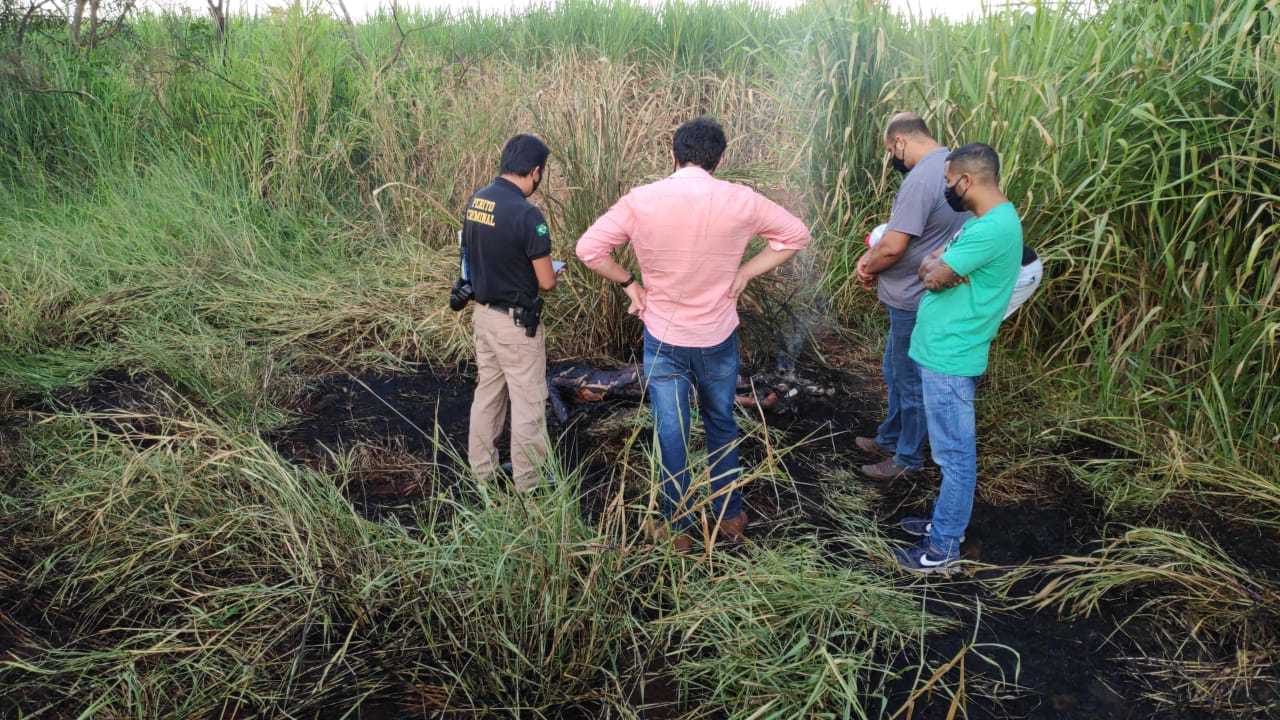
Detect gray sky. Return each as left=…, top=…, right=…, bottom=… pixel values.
left=147, top=0, right=995, bottom=21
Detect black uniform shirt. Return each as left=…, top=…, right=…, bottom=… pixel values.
left=462, top=177, right=552, bottom=308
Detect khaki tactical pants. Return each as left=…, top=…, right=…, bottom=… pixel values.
left=468, top=304, right=549, bottom=492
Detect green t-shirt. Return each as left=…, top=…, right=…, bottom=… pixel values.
left=909, top=202, right=1023, bottom=377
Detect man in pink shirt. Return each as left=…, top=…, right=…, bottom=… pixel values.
left=576, top=117, right=811, bottom=550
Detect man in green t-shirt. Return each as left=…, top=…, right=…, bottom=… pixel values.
left=894, top=143, right=1022, bottom=573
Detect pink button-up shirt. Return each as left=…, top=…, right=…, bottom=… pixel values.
left=575, top=166, right=811, bottom=348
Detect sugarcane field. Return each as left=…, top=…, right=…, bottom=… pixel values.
left=0, top=0, right=1277, bottom=718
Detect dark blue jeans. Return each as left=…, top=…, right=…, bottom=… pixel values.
left=642, top=329, right=743, bottom=531
left=874, top=304, right=926, bottom=470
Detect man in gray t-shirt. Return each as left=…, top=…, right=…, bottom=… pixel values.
left=854, top=112, right=970, bottom=480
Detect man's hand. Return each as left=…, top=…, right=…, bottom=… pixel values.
left=574, top=250, right=645, bottom=314
left=729, top=247, right=798, bottom=301
left=919, top=254, right=965, bottom=292
left=728, top=267, right=755, bottom=299
left=855, top=253, right=876, bottom=289
left=624, top=282, right=647, bottom=316
left=855, top=229, right=912, bottom=290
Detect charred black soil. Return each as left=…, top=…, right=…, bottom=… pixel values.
left=263, top=356, right=1261, bottom=719
left=269, top=367, right=473, bottom=462
left=8, top=358, right=1275, bottom=719
left=263, top=363, right=616, bottom=521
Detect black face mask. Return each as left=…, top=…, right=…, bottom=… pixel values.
left=890, top=141, right=910, bottom=175
left=528, top=168, right=543, bottom=197
left=944, top=178, right=968, bottom=212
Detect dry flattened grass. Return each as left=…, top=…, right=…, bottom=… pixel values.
left=199, top=51, right=811, bottom=367
left=993, top=527, right=1280, bottom=715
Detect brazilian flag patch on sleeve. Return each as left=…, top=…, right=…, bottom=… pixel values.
left=536, top=223, right=549, bottom=237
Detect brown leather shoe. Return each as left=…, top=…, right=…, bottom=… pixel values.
left=861, top=458, right=917, bottom=481
left=715, top=511, right=749, bottom=545
left=648, top=518, right=694, bottom=553
left=646, top=518, right=673, bottom=541
left=855, top=436, right=891, bottom=458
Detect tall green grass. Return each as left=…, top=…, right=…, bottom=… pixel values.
left=2, top=0, right=1279, bottom=715
left=447, top=0, right=807, bottom=71
left=811, top=0, right=1279, bottom=500
left=0, top=0, right=808, bottom=393
left=809, top=5, right=1279, bottom=710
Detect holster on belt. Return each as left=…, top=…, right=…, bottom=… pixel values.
left=512, top=297, right=544, bottom=338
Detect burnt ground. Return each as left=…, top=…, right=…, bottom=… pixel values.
left=259, top=355, right=1274, bottom=720
left=6, top=358, right=1278, bottom=719
left=757, top=369, right=1189, bottom=720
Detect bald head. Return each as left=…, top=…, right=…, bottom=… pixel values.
left=882, top=112, right=940, bottom=173
left=884, top=112, right=933, bottom=142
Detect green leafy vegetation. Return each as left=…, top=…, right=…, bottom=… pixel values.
left=812, top=0, right=1279, bottom=507
left=0, top=0, right=1277, bottom=717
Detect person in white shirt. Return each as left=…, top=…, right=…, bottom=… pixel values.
left=1004, top=244, right=1043, bottom=319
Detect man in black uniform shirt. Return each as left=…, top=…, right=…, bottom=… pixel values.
left=464, top=134, right=558, bottom=492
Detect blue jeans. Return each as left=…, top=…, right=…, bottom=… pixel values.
left=874, top=305, right=926, bottom=469
left=920, top=366, right=979, bottom=559
left=642, top=329, right=743, bottom=531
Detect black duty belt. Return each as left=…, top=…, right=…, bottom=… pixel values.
left=480, top=298, right=542, bottom=337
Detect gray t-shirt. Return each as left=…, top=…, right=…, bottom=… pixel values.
left=877, top=147, right=971, bottom=311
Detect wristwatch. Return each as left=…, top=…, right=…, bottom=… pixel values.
left=619, top=273, right=637, bottom=288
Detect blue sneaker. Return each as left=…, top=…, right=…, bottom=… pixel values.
left=899, top=516, right=964, bottom=543
left=893, top=540, right=960, bottom=574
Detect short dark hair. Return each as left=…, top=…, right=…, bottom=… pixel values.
left=884, top=114, right=932, bottom=141
left=500, top=134, right=550, bottom=176
left=673, top=117, right=727, bottom=172
left=946, top=143, right=1000, bottom=182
